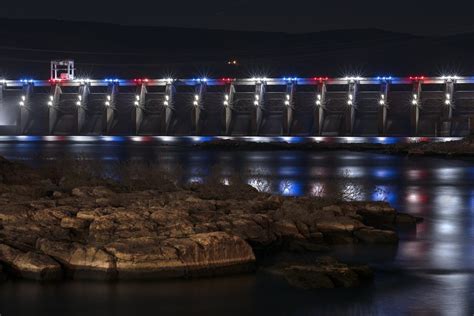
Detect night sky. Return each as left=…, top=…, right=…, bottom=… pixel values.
left=1, top=0, right=473, bottom=35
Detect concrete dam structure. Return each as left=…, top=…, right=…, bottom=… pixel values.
left=1, top=75, right=474, bottom=136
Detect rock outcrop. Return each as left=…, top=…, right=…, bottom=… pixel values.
left=0, top=158, right=418, bottom=281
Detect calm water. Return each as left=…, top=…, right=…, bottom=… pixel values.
left=0, top=141, right=473, bottom=315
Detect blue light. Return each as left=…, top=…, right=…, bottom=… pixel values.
left=194, top=78, right=209, bottom=83
left=20, top=79, right=35, bottom=84
left=283, top=77, right=298, bottom=82
left=377, top=76, right=392, bottom=81
left=104, top=79, right=120, bottom=83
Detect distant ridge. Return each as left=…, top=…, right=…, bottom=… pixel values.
left=0, top=18, right=471, bottom=78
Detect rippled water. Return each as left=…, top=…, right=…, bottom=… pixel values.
left=0, top=141, right=473, bottom=315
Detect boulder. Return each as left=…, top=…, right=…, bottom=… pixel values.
left=271, top=256, right=373, bottom=289
left=36, top=239, right=116, bottom=279
left=104, top=232, right=255, bottom=279
left=0, top=243, right=62, bottom=280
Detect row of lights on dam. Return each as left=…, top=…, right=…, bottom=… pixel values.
left=17, top=92, right=455, bottom=108
left=5, top=75, right=466, bottom=86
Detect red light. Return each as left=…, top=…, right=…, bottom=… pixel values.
left=409, top=76, right=425, bottom=81
left=313, top=77, right=329, bottom=82
left=133, top=79, right=149, bottom=84
left=220, top=78, right=234, bottom=83
left=48, top=78, right=62, bottom=84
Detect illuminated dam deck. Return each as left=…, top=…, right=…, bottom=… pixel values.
left=1, top=76, right=473, bottom=137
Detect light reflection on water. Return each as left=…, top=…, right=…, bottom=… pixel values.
left=0, top=143, right=473, bottom=315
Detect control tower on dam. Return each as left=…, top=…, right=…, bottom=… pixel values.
left=1, top=72, right=474, bottom=137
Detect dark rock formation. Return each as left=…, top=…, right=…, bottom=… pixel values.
left=268, top=256, right=374, bottom=289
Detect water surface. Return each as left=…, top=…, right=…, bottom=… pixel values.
left=0, top=141, right=473, bottom=315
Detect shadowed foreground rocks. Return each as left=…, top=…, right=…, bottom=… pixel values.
left=267, top=256, right=374, bottom=289
left=0, top=158, right=419, bottom=286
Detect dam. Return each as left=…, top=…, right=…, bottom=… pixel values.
left=1, top=73, right=474, bottom=136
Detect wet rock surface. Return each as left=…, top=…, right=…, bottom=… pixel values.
left=0, top=158, right=418, bottom=282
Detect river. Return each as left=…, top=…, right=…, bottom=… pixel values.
left=0, top=139, right=473, bottom=315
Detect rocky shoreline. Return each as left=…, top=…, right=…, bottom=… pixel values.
left=0, top=156, right=420, bottom=288
left=195, top=136, right=474, bottom=158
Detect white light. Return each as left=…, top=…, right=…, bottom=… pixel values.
left=347, top=100, right=353, bottom=105
left=165, top=95, right=170, bottom=101
left=223, top=101, right=229, bottom=106
left=446, top=93, right=451, bottom=99
left=445, top=100, right=451, bottom=105
left=379, top=100, right=385, bottom=105
left=284, top=100, right=290, bottom=105
left=254, top=101, right=259, bottom=106
left=194, top=94, right=199, bottom=101
left=76, top=101, right=81, bottom=106
left=255, top=94, right=260, bottom=100
left=47, top=101, right=53, bottom=106
left=19, top=101, right=25, bottom=106
left=412, top=100, right=418, bottom=105
left=413, top=94, right=418, bottom=99
left=164, top=101, right=169, bottom=106
left=286, top=94, right=290, bottom=100
left=105, top=101, right=110, bottom=106
left=345, top=76, right=363, bottom=81
left=316, top=100, right=321, bottom=105
left=317, top=94, right=322, bottom=100
left=348, top=94, right=353, bottom=100
left=107, top=95, right=111, bottom=101
left=134, top=101, right=139, bottom=106
left=252, top=77, right=267, bottom=83
left=135, top=95, right=140, bottom=101
left=49, top=95, right=54, bottom=101
left=193, top=101, right=198, bottom=106
left=78, top=95, right=82, bottom=101
left=225, top=94, right=229, bottom=100
left=164, top=78, right=174, bottom=84
left=380, top=94, right=385, bottom=99
left=442, top=75, right=459, bottom=81
left=21, top=95, right=26, bottom=101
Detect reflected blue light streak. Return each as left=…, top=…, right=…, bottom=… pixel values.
left=100, top=136, right=126, bottom=142
left=279, top=179, right=303, bottom=196
left=371, top=185, right=397, bottom=204
left=372, top=168, right=398, bottom=180
left=278, top=136, right=304, bottom=144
